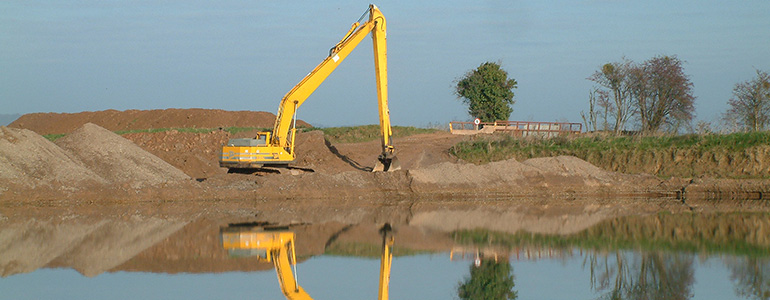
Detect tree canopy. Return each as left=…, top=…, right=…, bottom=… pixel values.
left=584, top=55, right=695, bottom=133
left=458, top=259, right=517, bottom=300
left=455, top=62, right=517, bottom=123
left=588, top=58, right=634, bottom=134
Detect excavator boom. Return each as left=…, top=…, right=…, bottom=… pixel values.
left=220, top=4, right=399, bottom=172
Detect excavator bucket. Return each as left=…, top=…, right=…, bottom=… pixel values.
left=373, top=156, right=401, bottom=172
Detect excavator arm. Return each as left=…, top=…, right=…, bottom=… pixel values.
left=220, top=4, right=399, bottom=172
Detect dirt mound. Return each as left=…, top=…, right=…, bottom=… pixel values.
left=0, top=126, right=106, bottom=191
left=521, top=155, right=618, bottom=183
left=333, top=132, right=464, bottom=171
left=9, top=108, right=312, bottom=135
left=408, top=155, right=648, bottom=193
left=293, top=131, right=365, bottom=173
left=123, top=130, right=231, bottom=179
left=55, top=123, right=190, bottom=188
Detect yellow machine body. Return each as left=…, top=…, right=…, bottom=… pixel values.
left=219, top=4, right=399, bottom=171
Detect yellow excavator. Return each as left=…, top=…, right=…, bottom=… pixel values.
left=219, top=4, right=400, bottom=172
left=220, top=224, right=395, bottom=300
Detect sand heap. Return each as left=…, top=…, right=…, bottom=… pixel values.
left=55, top=123, right=190, bottom=188
left=408, top=155, right=645, bottom=192
left=0, top=126, right=106, bottom=190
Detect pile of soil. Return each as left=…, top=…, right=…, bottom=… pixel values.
left=0, top=127, right=106, bottom=190
left=55, top=123, right=190, bottom=188
left=123, top=129, right=231, bottom=179
left=407, top=155, right=660, bottom=196
left=293, top=130, right=365, bottom=173
left=9, top=108, right=311, bottom=135
left=332, top=132, right=463, bottom=171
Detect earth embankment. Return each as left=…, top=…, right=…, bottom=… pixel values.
left=8, top=108, right=311, bottom=135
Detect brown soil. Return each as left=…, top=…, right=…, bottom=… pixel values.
left=9, top=108, right=311, bottom=135
left=122, top=129, right=232, bottom=179
left=1, top=108, right=769, bottom=205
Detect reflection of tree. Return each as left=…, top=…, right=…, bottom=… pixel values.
left=586, top=251, right=694, bottom=300
left=458, top=259, right=517, bottom=300
left=727, top=257, right=770, bottom=300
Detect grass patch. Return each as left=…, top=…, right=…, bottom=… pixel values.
left=43, top=133, right=66, bottom=142
left=450, top=131, right=770, bottom=164
left=304, top=125, right=438, bottom=144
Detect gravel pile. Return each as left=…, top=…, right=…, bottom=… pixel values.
left=0, top=126, right=106, bottom=190
left=55, top=123, right=190, bottom=188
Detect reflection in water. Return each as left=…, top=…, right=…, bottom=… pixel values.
left=221, top=225, right=312, bottom=299
left=458, top=258, right=517, bottom=300
left=451, top=212, right=770, bottom=300
left=219, top=223, right=395, bottom=300
left=2, top=211, right=769, bottom=299
left=726, top=257, right=770, bottom=300
left=586, top=251, right=694, bottom=300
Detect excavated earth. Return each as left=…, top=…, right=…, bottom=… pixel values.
left=2, top=109, right=769, bottom=204
left=2, top=109, right=770, bottom=277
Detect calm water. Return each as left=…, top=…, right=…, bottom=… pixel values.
left=1, top=211, right=769, bottom=300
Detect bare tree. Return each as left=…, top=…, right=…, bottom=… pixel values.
left=724, top=70, right=770, bottom=132
left=629, top=55, right=696, bottom=133
left=581, top=89, right=599, bottom=132
left=589, top=59, right=635, bottom=134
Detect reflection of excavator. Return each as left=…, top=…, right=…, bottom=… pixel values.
left=220, top=224, right=395, bottom=300
left=219, top=4, right=400, bottom=172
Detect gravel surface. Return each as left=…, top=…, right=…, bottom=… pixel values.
left=55, top=123, right=190, bottom=188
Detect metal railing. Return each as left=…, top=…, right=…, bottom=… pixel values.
left=449, top=120, right=582, bottom=136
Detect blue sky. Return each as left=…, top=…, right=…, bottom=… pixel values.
left=2, top=0, right=769, bottom=128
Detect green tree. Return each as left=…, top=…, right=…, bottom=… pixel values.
left=458, top=259, right=517, bottom=300
left=455, top=62, right=517, bottom=123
